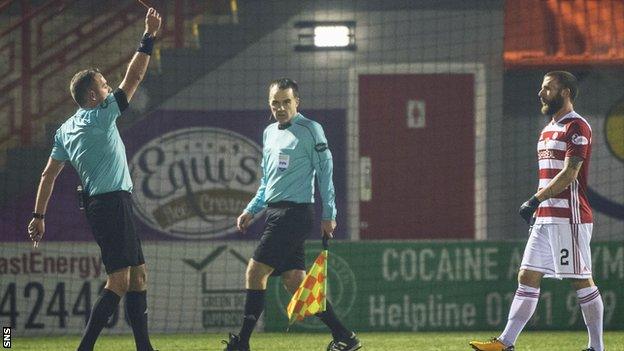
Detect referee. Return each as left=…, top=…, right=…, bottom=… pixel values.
left=222, top=78, right=361, bottom=351
left=27, top=8, right=161, bottom=351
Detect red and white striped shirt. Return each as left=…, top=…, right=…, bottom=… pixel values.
left=535, top=111, right=592, bottom=224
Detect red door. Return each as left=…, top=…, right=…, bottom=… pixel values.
left=359, top=74, right=475, bottom=239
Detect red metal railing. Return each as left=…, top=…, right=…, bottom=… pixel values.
left=0, top=0, right=201, bottom=148
left=505, top=0, right=624, bottom=69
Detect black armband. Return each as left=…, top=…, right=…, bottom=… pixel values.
left=137, top=33, right=154, bottom=55
left=113, top=88, right=129, bottom=112
left=32, top=212, right=45, bottom=219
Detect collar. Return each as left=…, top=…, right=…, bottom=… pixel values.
left=551, top=110, right=576, bottom=124
left=277, top=113, right=300, bottom=130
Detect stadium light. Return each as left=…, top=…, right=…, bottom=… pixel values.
left=314, top=26, right=350, bottom=47
left=295, top=21, right=356, bottom=51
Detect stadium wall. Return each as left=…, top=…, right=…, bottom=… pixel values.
left=160, top=3, right=506, bottom=240
left=159, top=2, right=624, bottom=241
left=2, top=240, right=623, bottom=336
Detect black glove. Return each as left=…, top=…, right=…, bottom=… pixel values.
left=519, top=196, right=540, bottom=224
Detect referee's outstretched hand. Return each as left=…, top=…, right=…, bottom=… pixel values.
left=321, top=220, right=336, bottom=238
left=237, top=211, right=254, bottom=233
left=145, top=8, right=162, bottom=37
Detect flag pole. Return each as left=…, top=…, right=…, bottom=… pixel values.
left=285, top=235, right=331, bottom=329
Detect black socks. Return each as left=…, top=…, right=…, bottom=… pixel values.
left=239, top=289, right=266, bottom=346
left=125, top=291, right=154, bottom=351
left=316, top=301, right=351, bottom=340
left=77, top=289, right=120, bottom=351
left=237, top=290, right=350, bottom=346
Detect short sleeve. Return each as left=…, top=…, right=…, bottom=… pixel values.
left=310, top=121, right=332, bottom=161
left=50, top=130, right=69, bottom=161
left=95, top=92, right=123, bottom=129
left=565, top=120, right=591, bottom=159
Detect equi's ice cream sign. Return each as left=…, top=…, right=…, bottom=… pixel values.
left=130, top=127, right=262, bottom=239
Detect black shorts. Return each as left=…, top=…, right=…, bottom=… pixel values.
left=253, top=202, right=314, bottom=276
left=85, top=191, right=145, bottom=274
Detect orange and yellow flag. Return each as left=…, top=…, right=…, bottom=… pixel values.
left=286, top=243, right=328, bottom=325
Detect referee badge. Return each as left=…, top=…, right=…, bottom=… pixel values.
left=278, top=153, right=290, bottom=171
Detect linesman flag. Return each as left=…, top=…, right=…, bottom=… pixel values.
left=286, top=236, right=330, bottom=325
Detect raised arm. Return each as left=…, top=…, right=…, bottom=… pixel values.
left=118, top=7, right=162, bottom=102
left=28, top=157, right=65, bottom=247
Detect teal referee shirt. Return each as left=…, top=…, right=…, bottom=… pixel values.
left=245, top=113, right=337, bottom=220
left=50, top=90, right=132, bottom=196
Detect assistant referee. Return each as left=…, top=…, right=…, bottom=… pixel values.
left=27, top=8, right=161, bottom=351
left=222, top=78, right=361, bottom=351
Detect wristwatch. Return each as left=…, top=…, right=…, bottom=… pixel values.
left=32, top=212, right=45, bottom=219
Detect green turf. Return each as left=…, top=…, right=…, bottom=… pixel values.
left=10, top=331, right=624, bottom=350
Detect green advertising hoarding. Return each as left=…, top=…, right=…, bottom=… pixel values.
left=265, top=241, right=624, bottom=332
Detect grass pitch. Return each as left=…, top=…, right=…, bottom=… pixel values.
left=12, top=331, right=624, bottom=350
